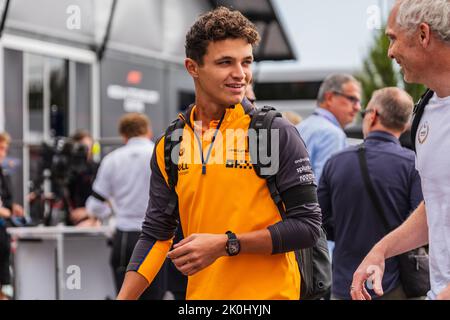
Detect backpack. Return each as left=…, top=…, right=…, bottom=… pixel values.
left=163, top=105, right=331, bottom=300
left=411, top=89, right=434, bottom=153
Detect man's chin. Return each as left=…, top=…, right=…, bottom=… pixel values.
left=401, top=70, right=416, bottom=84
left=226, top=96, right=244, bottom=106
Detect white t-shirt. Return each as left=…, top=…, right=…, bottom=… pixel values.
left=86, top=137, right=155, bottom=231
left=415, top=93, right=450, bottom=300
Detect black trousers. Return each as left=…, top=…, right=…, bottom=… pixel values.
left=111, top=230, right=167, bottom=300
left=0, top=225, right=11, bottom=286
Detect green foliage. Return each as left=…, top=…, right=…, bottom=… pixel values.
left=355, top=27, right=425, bottom=108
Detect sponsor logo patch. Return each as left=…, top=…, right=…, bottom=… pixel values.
left=418, top=121, right=429, bottom=144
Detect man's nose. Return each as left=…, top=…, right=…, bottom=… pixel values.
left=231, top=64, right=245, bottom=79
left=387, top=44, right=395, bottom=60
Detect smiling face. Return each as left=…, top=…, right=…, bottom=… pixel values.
left=185, top=38, right=254, bottom=108
left=386, top=4, right=428, bottom=84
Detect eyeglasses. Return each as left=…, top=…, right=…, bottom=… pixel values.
left=360, top=109, right=377, bottom=118
left=332, top=91, right=361, bottom=106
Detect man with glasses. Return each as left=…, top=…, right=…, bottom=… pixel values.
left=318, top=87, right=423, bottom=299
left=297, top=74, right=362, bottom=183
left=297, top=74, right=361, bottom=270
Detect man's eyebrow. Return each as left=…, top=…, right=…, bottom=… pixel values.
left=215, top=56, right=234, bottom=61
left=215, top=55, right=254, bottom=62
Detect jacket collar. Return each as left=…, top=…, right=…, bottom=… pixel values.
left=365, top=130, right=400, bottom=145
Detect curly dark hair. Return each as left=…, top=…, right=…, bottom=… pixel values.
left=185, top=7, right=260, bottom=65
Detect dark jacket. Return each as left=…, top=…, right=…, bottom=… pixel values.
left=318, top=131, right=423, bottom=299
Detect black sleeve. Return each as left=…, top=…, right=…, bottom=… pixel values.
left=267, top=118, right=322, bottom=254
left=317, top=160, right=335, bottom=241
left=268, top=185, right=322, bottom=253
left=127, top=138, right=179, bottom=272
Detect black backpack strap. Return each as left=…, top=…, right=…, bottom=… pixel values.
left=164, top=118, right=185, bottom=190
left=411, top=89, right=434, bottom=153
left=357, top=143, right=392, bottom=232
left=250, top=106, right=283, bottom=178
left=163, top=110, right=189, bottom=218
left=249, top=105, right=318, bottom=213
left=249, top=106, right=284, bottom=213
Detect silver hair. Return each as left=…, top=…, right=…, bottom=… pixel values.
left=370, top=87, right=414, bottom=131
left=396, top=0, right=450, bottom=43
left=317, top=74, right=360, bottom=104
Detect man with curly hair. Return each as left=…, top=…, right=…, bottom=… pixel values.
left=117, top=7, right=321, bottom=300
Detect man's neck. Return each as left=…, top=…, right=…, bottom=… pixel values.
left=427, top=73, right=450, bottom=98
left=426, top=48, right=450, bottom=97
left=123, top=134, right=149, bottom=144
left=194, top=98, right=227, bottom=132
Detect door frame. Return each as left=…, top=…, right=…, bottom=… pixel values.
left=0, top=34, right=100, bottom=214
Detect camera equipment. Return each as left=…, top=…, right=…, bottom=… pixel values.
left=29, top=137, right=91, bottom=226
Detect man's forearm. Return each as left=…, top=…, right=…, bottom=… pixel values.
left=117, top=271, right=149, bottom=300
left=238, top=229, right=273, bottom=254
left=374, top=201, right=428, bottom=259
left=85, top=196, right=112, bottom=220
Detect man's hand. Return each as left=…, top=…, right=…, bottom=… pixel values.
left=167, top=233, right=228, bottom=276
left=0, top=207, right=11, bottom=219
left=12, top=203, right=24, bottom=217
left=437, top=283, right=450, bottom=300
left=76, top=217, right=101, bottom=228
left=351, top=248, right=386, bottom=300
left=70, top=208, right=90, bottom=225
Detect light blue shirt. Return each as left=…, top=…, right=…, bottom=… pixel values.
left=296, top=108, right=347, bottom=183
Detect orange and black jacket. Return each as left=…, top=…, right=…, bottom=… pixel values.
left=127, top=101, right=322, bottom=300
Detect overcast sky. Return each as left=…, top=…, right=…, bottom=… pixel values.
left=257, top=0, right=396, bottom=81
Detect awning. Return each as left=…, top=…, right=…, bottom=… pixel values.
left=208, top=0, right=296, bottom=62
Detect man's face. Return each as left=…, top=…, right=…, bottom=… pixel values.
left=386, top=5, right=427, bottom=83
left=187, top=38, right=253, bottom=107
left=0, top=141, right=9, bottom=163
left=327, top=81, right=362, bottom=128
left=79, top=136, right=93, bottom=159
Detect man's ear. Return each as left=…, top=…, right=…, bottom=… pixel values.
left=369, top=110, right=378, bottom=127
left=185, top=58, right=199, bottom=78
left=321, top=91, right=334, bottom=109
left=418, top=23, right=431, bottom=48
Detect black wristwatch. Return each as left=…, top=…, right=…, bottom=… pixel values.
left=225, top=231, right=240, bottom=256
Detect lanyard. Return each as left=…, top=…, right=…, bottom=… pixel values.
left=193, top=112, right=226, bottom=175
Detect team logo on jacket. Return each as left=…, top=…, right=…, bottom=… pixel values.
left=178, top=163, right=189, bottom=175
left=225, top=159, right=253, bottom=170
left=418, top=121, right=429, bottom=144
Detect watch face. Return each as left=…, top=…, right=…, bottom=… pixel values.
left=227, top=239, right=240, bottom=255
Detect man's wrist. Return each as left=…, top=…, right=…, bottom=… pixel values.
left=372, top=242, right=388, bottom=260
left=217, top=234, right=229, bottom=257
